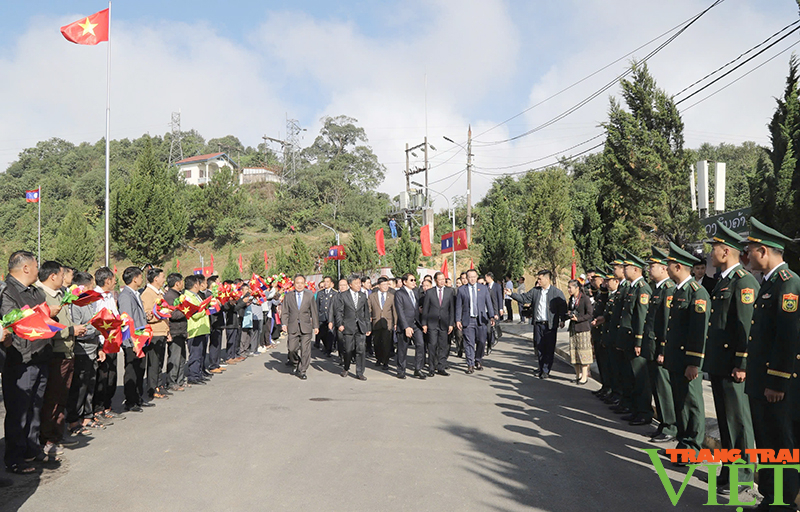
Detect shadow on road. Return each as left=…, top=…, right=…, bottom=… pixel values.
left=440, top=334, right=713, bottom=512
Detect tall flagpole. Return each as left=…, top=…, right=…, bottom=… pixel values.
left=104, top=1, right=112, bottom=266
left=38, top=184, right=41, bottom=263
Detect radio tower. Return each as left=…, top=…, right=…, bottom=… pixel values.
left=284, top=116, right=302, bottom=185
left=168, top=111, right=184, bottom=166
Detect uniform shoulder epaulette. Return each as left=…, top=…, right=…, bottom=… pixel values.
left=689, top=281, right=700, bottom=291
left=779, top=269, right=793, bottom=281
left=735, top=268, right=746, bottom=278
left=664, top=281, right=674, bottom=289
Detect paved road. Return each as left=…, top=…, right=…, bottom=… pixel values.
left=1, top=325, right=715, bottom=511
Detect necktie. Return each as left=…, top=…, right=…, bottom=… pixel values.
left=470, top=285, right=476, bottom=317
left=296, top=291, right=302, bottom=309
left=380, top=292, right=385, bottom=309
left=438, top=287, right=443, bottom=306
left=410, top=289, right=416, bottom=307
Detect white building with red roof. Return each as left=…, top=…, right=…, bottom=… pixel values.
left=174, top=152, right=238, bottom=186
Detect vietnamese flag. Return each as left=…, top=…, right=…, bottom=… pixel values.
left=452, top=229, right=468, bottom=251
left=32, top=303, right=67, bottom=334
left=61, top=9, right=109, bottom=46
left=375, top=228, right=386, bottom=256
left=420, top=225, right=432, bottom=257
left=1, top=306, right=62, bottom=341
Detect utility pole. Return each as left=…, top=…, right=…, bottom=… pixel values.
left=405, top=142, right=410, bottom=193
left=424, top=136, right=429, bottom=206
left=466, top=125, right=473, bottom=243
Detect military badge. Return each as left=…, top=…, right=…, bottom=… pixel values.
left=782, top=293, right=798, bottom=313
left=741, top=288, right=754, bottom=305
left=665, top=296, right=673, bottom=309
left=639, top=294, right=649, bottom=305
left=694, top=299, right=707, bottom=313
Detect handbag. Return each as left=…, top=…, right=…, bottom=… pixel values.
left=493, top=323, right=503, bottom=340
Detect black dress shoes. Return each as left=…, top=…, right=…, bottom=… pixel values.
left=340, top=370, right=348, bottom=377
left=620, top=413, right=637, bottom=422
left=357, top=375, right=367, bottom=381
left=414, top=371, right=427, bottom=380
left=428, top=371, right=436, bottom=378
left=297, top=373, right=307, bottom=380
left=124, top=405, right=143, bottom=412
left=437, top=370, right=449, bottom=376
left=475, top=362, right=483, bottom=371
left=397, top=373, right=406, bottom=379
left=382, top=364, right=389, bottom=370
left=465, top=366, right=474, bottom=374
left=628, top=417, right=651, bottom=426
left=140, top=402, right=156, bottom=408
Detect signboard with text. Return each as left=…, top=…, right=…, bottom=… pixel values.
left=700, top=207, right=750, bottom=238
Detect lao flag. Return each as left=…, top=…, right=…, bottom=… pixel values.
left=327, top=245, right=345, bottom=260
left=26, top=189, right=40, bottom=203
left=441, top=233, right=454, bottom=254
left=453, top=229, right=469, bottom=251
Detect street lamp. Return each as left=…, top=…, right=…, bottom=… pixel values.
left=318, top=221, right=341, bottom=279
left=412, top=181, right=457, bottom=277
left=181, top=242, right=203, bottom=274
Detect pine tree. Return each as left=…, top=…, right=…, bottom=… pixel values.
left=272, top=247, right=292, bottom=275
left=55, top=209, right=96, bottom=271
left=599, top=62, right=702, bottom=255
left=478, top=196, right=524, bottom=280
left=220, top=247, right=240, bottom=282
left=111, top=136, right=187, bottom=263
left=522, top=168, right=574, bottom=277
left=248, top=251, right=266, bottom=277
left=289, top=237, right=313, bottom=276
left=341, top=229, right=376, bottom=275
left=390, top=226, right=420, bottom=278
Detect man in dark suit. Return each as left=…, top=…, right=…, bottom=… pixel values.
left=422, top=271, right=454, bottom=377
left=394, top=273, right=427, bottom=379
left=281, top=275, right=319, bottom=380
left=455, top=268, right=495, bottom=374
left=315, top=276, right=336, bottom=356
left=692, top=260, right=718, bottom=295
left=508, top=269, right=567, bottom=378
left=368, top=277, right=396, bottom=369
left=117, top=266, right=152, bottom=412
left=332, top=275, right=371, bottom=380
left=485, top=272, right=504, bottom=353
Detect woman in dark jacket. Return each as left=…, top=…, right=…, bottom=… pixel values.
left=567, top=279, right=593, bottom=384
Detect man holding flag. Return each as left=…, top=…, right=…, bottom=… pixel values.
left=1, top=251, right=50, bottom=473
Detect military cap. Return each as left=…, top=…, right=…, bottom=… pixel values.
left=708, top=221, right=746, bottom=252
left=666, top=242, right=701, bottom=267
left=610, top=252, right=625, bottom=266
left=623, top=249, right=647, bottom=269
left=746, top=217, right=793, bottom=251
left=648, top=246, right=669, bottom=266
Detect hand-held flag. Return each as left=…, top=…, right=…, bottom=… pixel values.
left=61, top=9, right=110, bottom=45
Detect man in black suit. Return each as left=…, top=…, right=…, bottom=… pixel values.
left=332, top=274, right=371, bottom=380
left=455, top=269, right=495, bottom=374
left=315, top=276, right=336, bottom=356
left=394, top=273, right=427, bottom=379
left=485, top=272, right=504, bottom=353
left=422, top=271, right=455, bottom=377
left=692, top=260, right=718, bottom=295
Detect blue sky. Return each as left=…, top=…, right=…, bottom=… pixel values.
left=1, top=1, right=799, bottom=202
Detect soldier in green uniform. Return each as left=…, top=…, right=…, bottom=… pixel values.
left=619, top=251, right=653, bottom=426
left=589, top=269, right=611, bottom=398
left=704, top=221, right=758, bottom=494
left=664, top=242, right=710, bottom=461
left=743, top=218, right=800, bottom=510
left=645, top=246, right=678, bottom=443
left=597, top=266, right=621, bottom=403
left=605, top=255, right=629, bottom=407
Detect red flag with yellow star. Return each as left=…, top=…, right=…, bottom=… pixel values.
left=61, top=9, right=109, bottom=45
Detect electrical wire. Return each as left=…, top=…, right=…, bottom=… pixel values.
left=473, top=133, right=605, bottom=170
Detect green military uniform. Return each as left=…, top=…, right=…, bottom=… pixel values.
left=704, top=222, right=758, bottom=486
left=620, top=251, right=653, bottom=424
left=644, top=246, right=677, bottom=440
left=606, top=254, right=629, bottom=406
left=664, top=242, right=709, bottom=455
left=743, top=218, right=800, bottom=508
left=600, top=269, right=622, bottom=402
left=590, top=273, right=611, bottom=396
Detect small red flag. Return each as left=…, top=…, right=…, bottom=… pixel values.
left=441, top=258, right=449, bottom=279
left=264, top=250, right=269, bottom=270
left=420, top=225, right=432, bottom=257
left=375, top=228, right=386, bottom=256
left=238, top=254, right=243, bottom=273
left=571, top=249, right=576, bottom=280
left=453, top=229, right=468, bottom=252
left=61, top=9, right=110, bottom=46
left=469, top=258, right=474, bottom=270
left=176, top=259, right=180, bottom=270
left=113, top=265, right=117, bottom=274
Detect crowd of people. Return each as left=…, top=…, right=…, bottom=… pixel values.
left=504, top=217, right=800, bottom=509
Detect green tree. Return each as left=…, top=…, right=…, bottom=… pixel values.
left=342, top=229, right=376, bottom=275
left=55, top=209, right=96, bottom=271
left=390, top=226, right=420, bottom=278
left=220, top=247, right=241, bottom=282
left=289, top=237, right=313, bottom=276
left=599, top=61, right=702, bottom=255
left=110, top=137, right=188, bottom=263
left=248, top=251, right=266, bottom=277
left=478, top=196, right=524, bottom=280
left=568, top=154, right=604, bottom=269
left=272, top=247, right=292, bottom=276
left=522, top=168, right=574, bottom=277
left=189, top=165, right=243, bottom=242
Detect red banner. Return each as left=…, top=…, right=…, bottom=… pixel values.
left=375, top=228, right=386, bottom=256
left=441, top=258, right=449, bottom=279
left=421, top=225, right=432, bottom=257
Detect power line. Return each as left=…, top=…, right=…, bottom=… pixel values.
left=473, top=133, right=605, bottom=171
left=472, top=141, right=606, bottom=177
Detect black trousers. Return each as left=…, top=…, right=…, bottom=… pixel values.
left=67, top=354, right=97, bottom=423
left=167, top=335, right=187, bottom=387
left=749, top=396, right=800, bottom=509
left=225, top=327, right=240, bottom=361
left=505, top=298, right=514, bottom=321
left=342, top=332, right=366, bottom=376
left=593, top=337, right=611, bottom=391
left=146, top=336, right=167, bottom=397
left=94, top=351, right=117, bottom=412
left=123, top=346, right=146, bottom=407
left=373, top=328, right=393, bottom=366
left=318, top=322, right=334, bottom=355
left=534, top=322, right=557, bottom=374
left=3, top=362, right=48, bottom=467
left=208, top=329, right=222, bottom=369
left=397, top=326, right=424, bottom=374
left=427, top=327, right=449, bottom=372
left=187, top=335, right=206, bottom=381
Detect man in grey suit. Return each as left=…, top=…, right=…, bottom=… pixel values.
left=281, top=274, right=319, bottom=380
left=455, top=269, right=495, bottom=374
left=508, top=269, right=568, bottom=379
left=117, top=266, right=152, bottom=412
left=333, top=274, right=372, bottom=380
